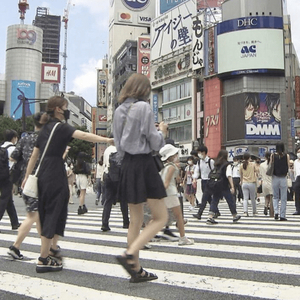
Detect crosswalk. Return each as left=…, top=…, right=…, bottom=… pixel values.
left=0, top=199, right=300, bottom=300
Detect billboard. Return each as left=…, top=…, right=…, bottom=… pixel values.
left=97, top=70, right=108, bottom=107
left=41, top=63, right=61, bottom=83
left=245, top=93, right=281, bottom=140
left=109, top=0, right=155, bottom=27
left=217, top=17, right=284, bottom=75
left=11, top=80, right=35, bottom=120
left=159, top=0, right=189, bottom=14
left=151, top=0, right=196, bottom=61
left=137, top=36, right=151, bottom=78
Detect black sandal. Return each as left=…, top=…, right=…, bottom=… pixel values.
left=49, top=246, right=62, bottom=261
left=130, top=267, right=158, bottom=283
left=116, top=252, right=137, bottom=277
left=36, top=256, right=63, bottom=273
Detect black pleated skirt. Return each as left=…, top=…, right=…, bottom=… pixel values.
left=119, top=152, right=167, bottom=204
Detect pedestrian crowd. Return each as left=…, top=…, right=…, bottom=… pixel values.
left=0, top=74, right=298, bottom=283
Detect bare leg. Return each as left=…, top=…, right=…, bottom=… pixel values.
left=79, top=189, right=86, bottom=206
left=126, top=199, right=167, bottom=271
left=172, top=206, right=185, bottom=237
left=13, top=211, right=41, bottom=249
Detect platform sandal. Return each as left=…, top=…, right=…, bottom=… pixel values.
left=116, top=252, right=137, bottom=277
left=36, top=256, right=63, bottom=273
left=130, top=267, right=158, bottom=283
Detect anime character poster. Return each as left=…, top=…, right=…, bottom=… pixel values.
left=245, top=93, right=281, bottom=140
left=11, top=80, right=35, bottom=120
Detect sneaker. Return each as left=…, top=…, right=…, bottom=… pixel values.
left=95, top=199, right=99, bottom=205
left=178, top=236, right=194, bottom=246
left=274, top=214, right=279, bottom=220
left=143, top=244, right=152, bottom=250
left=8, top=245, right=23, bottom=260
left=82, top=205, right=88, bottom=214
left=213, top=212, right=221, bottom=219
left=189, top=205, right=195, bottom=211
left=253, top=213, right=259, bottom=217
left=279, top=217, right=288, bottom=221
left=233, top=215, right=241, bottom=223
left=101, top=226, right=111, bottom=232
left=264, top=207, right=268, bottom=215
left=206, top=218, right=218, bottom=225
left=192, top=213, right=201, bottom=220
left=11, top=223, right=21, bottom=230
left=161, top=229, right=179, bottom=241
left=243, top=212, right=249, bottom=217
left=78, top=206, right=84, bottom=215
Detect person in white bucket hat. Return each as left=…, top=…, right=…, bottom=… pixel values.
left=159, top=144, right=194, bottom=246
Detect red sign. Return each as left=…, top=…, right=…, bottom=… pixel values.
left=137, top=36, right=150, bottom=78
left=203, top=77, right=222, bottom=158
left=41, top=63, right=61, bottom=83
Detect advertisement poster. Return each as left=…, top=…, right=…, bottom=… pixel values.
left=245, top=93, right=281, bottom=140
left=11, top=80, right=35, bottom=120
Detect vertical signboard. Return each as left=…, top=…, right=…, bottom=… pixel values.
left=97, top=70, right=108, bottom=107
left=153, top=94, right=158, bottom=122
left=192, top=13, right=204, bottom=70
left=245, top=93, right=281, bottom=140
left=11, top=80, right=35, bottom=120
left=137, top=37, right=151, bottom=78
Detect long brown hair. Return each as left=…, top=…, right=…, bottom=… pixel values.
left=215, top=150, right=228, bottom=167
left=40, top=96, right=68, bottom=124
left=243, top=152, right=250, bottom=170
left=118, top=73, right=151, bottom=103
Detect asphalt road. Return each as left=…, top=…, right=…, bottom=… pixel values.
left=0, top=192, right=300, bottom=300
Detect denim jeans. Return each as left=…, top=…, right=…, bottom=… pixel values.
left=242, top=182, right=257, bottom=214
left=272, top=175, right=287, bottom=218
left=95, top=178, right=102, bottom=200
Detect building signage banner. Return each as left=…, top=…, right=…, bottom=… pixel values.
left=151, top=0, right=196, bottom=61
left=218, top=28, right=284, bottom=75
left=110, top=0, right=154, bottom=27
left=41, top=63, right=61, bottom=83
left=245, top=93, right=281, bottom=140
left=159, top=0, right=189, bottom=14
left=11, top=80, right=36, bottom=120
left=97, top=70, right=107, bottom=107
left=137, top=37, right=151, bottom=78
left=153, top=94, right=158, bottom=123
left=192, top=13, right=204, bottom=70
left=17, top=28, right=37, bottom=45
left=226, top=145, right=276, bottom=161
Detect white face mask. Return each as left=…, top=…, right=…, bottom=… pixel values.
left=188, top=160, right=193, bottom=165
left=198, top=154, right=204, bottom=159
left=297, top=153, right=300, bottom=159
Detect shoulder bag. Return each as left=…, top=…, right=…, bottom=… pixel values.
left=23, top=123, right=60, bottom=198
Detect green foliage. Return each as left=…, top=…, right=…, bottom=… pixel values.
left=0, top=115, right=36, bottom=143
left=67, top=125, right=94, bottom=163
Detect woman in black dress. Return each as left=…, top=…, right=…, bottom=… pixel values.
left=22, top=96, right=112, bottom=273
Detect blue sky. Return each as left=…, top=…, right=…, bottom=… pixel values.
left=0, top=0, right=299, bottom=107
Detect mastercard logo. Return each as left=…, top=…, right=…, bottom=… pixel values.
left=120, top=13, right=131, bottom=20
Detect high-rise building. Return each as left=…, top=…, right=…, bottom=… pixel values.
left=33, top=7, right=61, bottom=64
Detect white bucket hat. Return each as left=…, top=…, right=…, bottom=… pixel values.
left=159, top=144, right=178, bottom=161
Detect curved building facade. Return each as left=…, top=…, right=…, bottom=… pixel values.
left=5, top=24, right=43, bottom=119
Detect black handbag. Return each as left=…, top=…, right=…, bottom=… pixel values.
left=153, top=154, right=164, bottom=172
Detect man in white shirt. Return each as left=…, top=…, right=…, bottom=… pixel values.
left=101, top=140, right=129, bottom=232
left=192, top=145, right=220, bottom=219
left=0, top=129, right=20, bottom=230
left=232, top=157, right=243, bottom=205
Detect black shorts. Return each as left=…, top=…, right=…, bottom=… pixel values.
left=118, top=152, right=167, bottom=204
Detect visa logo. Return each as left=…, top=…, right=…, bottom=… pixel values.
left=139, top=16, right=151, bottom=22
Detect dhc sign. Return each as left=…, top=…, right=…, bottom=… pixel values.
left=122, top=0, right=150, bottom=11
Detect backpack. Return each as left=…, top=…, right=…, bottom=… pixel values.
left=108, top=152, right=122, bottom=182
left=0, top=144, right=14, bottom=182
left=206, top=163, right=228, bottom=193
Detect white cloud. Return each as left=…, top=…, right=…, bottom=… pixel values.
left=70, top=58, right=102, bottom=105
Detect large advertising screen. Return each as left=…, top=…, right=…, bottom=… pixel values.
left=11, top=80, right=35, bottom=120
left=245, top=93, right=281, bottom=140
left=226, top=92, right=281, bottom=141
left=151, top=0, right=196, bottom=61
left=217, top=16, right=284, bottom=75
